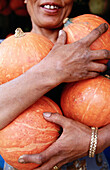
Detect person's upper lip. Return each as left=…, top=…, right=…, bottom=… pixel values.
left=40, top=1, right=63, bottom=8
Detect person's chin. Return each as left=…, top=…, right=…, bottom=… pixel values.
left=41, top=19, right=63, bottom=29
left=44, top=23, right=63, bottom=29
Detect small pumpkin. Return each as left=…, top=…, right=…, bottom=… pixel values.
left=60, top=75, right=110, bottom=128
left=63, top=14, right=110, bottom=64
left=0, top=28, right=53, bottom=84
left=0, top=96, right=62, bottom=170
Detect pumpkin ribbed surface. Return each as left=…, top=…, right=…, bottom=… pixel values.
left=0, top=96, right=62, bottom=170
left=61, top=76, right=110, bottom=128
left=0, top=30, right=53, bottom=84
left=63, top=14, right=110, bottom=63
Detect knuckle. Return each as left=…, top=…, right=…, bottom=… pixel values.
left=88, top=72, right=99, bottom=79
left=79, top=70, right=88, bottom=80
left=93, top=28, right=102, bottom=37
left=52, top=112, right=60, bottom=120
left=65, top=119, right=73, bottom=128
left=80, top=50, right=90, bottom=61
left=83, top=53, right=89, bottom=61
left=99, top=23, right=108, bottom=33
left=100, top=65, right=107, bottom=72
left=37, top=154, right=45, bottom=164
left=77, top=40, right=85, bottom=47
left=93, top=23, right=108, bottom=36
left=102, top=49, right=109, bottom=58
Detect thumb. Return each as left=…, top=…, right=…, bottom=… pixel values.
left=55, top=30, right=67, bottom=46
left=43, top=112, right=67, bottom=127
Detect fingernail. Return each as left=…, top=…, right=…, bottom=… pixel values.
left=18, top=156, right=25, bottom=163
left=59, top=30, right=63, bottom=36
left=43, top=112, right=51, bottom=118
left=104, top=23, right=108, bottom=29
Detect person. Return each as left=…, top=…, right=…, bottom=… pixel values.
left=1, top=0, right=110, bottom=169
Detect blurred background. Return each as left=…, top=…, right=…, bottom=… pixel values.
left=0, top=0, right=110, bottom=169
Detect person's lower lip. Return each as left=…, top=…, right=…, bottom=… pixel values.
left=41, top=7, right=60, bottom=15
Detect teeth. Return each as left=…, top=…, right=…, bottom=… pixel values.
left=44, top=5, right=59, bottom=9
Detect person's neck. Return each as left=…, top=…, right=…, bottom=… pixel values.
left=31, top=25, right=61, bottom=44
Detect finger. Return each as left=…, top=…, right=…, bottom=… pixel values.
left=90, top=49, right=110, bottom=61
left=56, top=158, right=72, bottom=170
left=34, top=155, right=64, bottom=170
left=55, top=30, right=67, bottom=46
left=83, top=72, right=99, bottom=80
left=56, top=154, right=87, bottom=169
left=18, top=139, right=61, bottom=165
left=81, top=23, right=108, bottom=46
left=43, top=112, right=69, bottom=128
left=18, top=113, right=68, bottom=165
left=88, top=62, right=107, bottom=72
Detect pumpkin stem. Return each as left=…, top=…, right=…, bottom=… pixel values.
left=63, top=18, right=73, bottom=27
left=14, top=28, right=25, bottom=38
left=105, top=74, right=110, bottom=79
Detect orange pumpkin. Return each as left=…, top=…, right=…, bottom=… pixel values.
left=60, top=75, right=110, bottom=128
left=0, top=28, right=53, bottom=84
left=63, top=14, right=110, bottom=64
left=6, top=33, right=13, bottom=38
left=0, top=96, right=62, bottom=170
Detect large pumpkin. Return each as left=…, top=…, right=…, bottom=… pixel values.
left=0, top=96, right=62, bottom=170
left=0, top=28, right=53, bottom=84
left=60, top=75, right=110, bottom=128
left=63, top=14, right=110, bottom=63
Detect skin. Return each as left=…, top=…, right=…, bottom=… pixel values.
left=26, top=0, right=74, bottom=43
left=18, top=113, right=110, bottom=170
left=1, top=25, right=110, bottom=129
left=0, top=0, right=110, bottom=169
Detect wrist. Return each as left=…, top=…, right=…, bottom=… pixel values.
left=96, top=124, right=110, bottom=154
left=103, top=124, right=110, bottom=147
left=29, top=61, right=61, bottom=92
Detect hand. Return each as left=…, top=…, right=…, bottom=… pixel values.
left=18, top=113, right=91, bottom=170
left=43, top=23, right=110, bottom=84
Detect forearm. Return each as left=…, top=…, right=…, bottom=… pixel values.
left=0, top=61, right=59, bottom=129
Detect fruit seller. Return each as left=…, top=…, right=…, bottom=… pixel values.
left=1, top=0, right=110, bottom=169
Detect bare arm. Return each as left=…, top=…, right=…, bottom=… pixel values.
left=0, top=63, right=57, bottom=129
left=0, top=23, right=110, bottom=129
